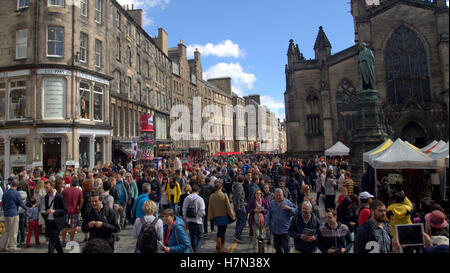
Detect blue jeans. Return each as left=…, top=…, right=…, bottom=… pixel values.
left=170, top=203, right=179, bottom=215
left=187, top=222, right=203, bottom=253
left=234, top=205, right=247, bottom=240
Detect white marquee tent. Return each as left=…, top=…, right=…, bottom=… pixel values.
left=364, top=138, right=437, bottom=169
left=325, top=141, right=350, bottom=157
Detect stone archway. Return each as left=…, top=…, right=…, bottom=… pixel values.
left=400, top=121, right=426, bottom=147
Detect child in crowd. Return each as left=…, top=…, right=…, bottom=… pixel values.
left=338, top=186, right=348, bottom=206
left=26, top=198, right=40, bottom=247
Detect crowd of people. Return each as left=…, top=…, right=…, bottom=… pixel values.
left=0, top=153, right=448, bottom=254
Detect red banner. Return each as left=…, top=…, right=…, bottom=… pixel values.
left=139, top=114, right=154, bottom=132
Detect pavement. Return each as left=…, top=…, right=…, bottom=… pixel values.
left=0, top=191, right=340, bottom=253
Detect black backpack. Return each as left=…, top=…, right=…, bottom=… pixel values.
left=186, top=197, right=197, bottom=218
left=137, top=217, right=159, bottom=253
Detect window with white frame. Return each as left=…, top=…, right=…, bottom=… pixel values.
left=47, top=27, right=64, bottom=57
left=43, top=77, right=66, bottom=119
left=95, top=39, right=102, bottom=68
left=9, top=80, right=26, bottom=120
left=127, top=22, right=131, bottom=37
left=145, top=61, right=149, bottom=78
left=129, top=109, right=133, bottom=137
left=48, top=0, right=64, bottom=7
left=137, top=54, right=140, bottom=74
left=0, top=81, right=5, bottom=120
left=137, top=82, right=141, bottom=102
left=127, top=46, right=131, bottom=66
left=136, top=30, right=140, bottom=47
left=94, top=0, right=102, bottom=23
left=144, top=40, right=148, bottom=53
left=16, top=29, right=28, bottom=59
left=117, top=106, right=121, bottom=136
left=115, top=70, right=121, bottom=93
left=17, top=0, right=29, bottom=9
left=116, top=10, right=121, bottom=29
left=111, top=103, right=116, bottom=135
left=93, top=85, right=103, bottom=121
left=116, top=37, right=121, bottom=61
left=80, top=32, right=88, bottom=63
left=80, top=82, right=90, bottom=120
left=127, top=76, right=131, bottom=97
left=80, top=0, right=88, bottom=17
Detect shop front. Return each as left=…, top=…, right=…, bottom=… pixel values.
left=0, top=128, right=30, bottom=178
left=36, top=127, right=72, bottom=173
left=77, top=128, right=111, bottom=170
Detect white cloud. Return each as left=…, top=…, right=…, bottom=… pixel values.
left=187, top=40, right=246, bottom=59
left=261, top=95, right=285, bottom=119
left=203, top=62, right=256, bottom=95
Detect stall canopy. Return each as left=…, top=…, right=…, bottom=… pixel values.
left=428, top=141, right=449, bottom=160
left=420, top=140, right=438, bottom=153
left=364, top=138, right=437, bottom=169
left=425, top=140, right=447, bottom=154
left=325, top=141, right=350, bottom=156
left=363, top=139, right=393, bottom=163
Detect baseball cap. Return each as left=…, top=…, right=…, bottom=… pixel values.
left=359, top=191, right=374, bottom=200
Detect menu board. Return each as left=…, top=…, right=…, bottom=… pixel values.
left=43, top=78, right=65, bottom=119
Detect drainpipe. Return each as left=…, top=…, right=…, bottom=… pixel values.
left=71, top=1, right=76, bottom=168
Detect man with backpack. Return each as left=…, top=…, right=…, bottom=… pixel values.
left=132, top=200, right=163, bottom=253
left=182, top=184, right=206, bottom=253
left=288, top=200, right=321, bottom=253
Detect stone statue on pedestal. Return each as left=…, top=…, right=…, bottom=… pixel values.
left=358, top=42, right=375, bottom=90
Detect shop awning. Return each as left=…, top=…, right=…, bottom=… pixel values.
left=325, top=141, right=350, bottom=156
left=364, top=138, right=437, bottom=169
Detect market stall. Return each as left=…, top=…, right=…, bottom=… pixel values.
left=325, top=141, right=350, bottom=157
left=364, top=138, right=439, bottom=204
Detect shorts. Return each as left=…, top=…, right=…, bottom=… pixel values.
left=67, top=214, right=79, bottom=229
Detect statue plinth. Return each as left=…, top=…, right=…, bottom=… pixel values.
left=349, top=88, right=389, bottom=187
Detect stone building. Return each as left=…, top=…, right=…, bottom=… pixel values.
left=107, top=2, right=171, bottom=163
left=285, top=0, right=449, bottom=157
left=0, top=0, right=113, bottom=177
left=168, top=42, right=236, bottom=157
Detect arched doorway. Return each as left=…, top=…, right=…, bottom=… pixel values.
left=400, top=122, right=426, bottom=147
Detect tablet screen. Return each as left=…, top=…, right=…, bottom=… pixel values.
left=396, top=224, right=424, bottom=246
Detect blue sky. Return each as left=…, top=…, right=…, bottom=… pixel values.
left=117, top=0, right=358, bottom=119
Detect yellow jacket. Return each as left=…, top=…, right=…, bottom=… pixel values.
left=166, top=182, right=181, bottom=204
left=387, top=196, right=413, bottom=236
